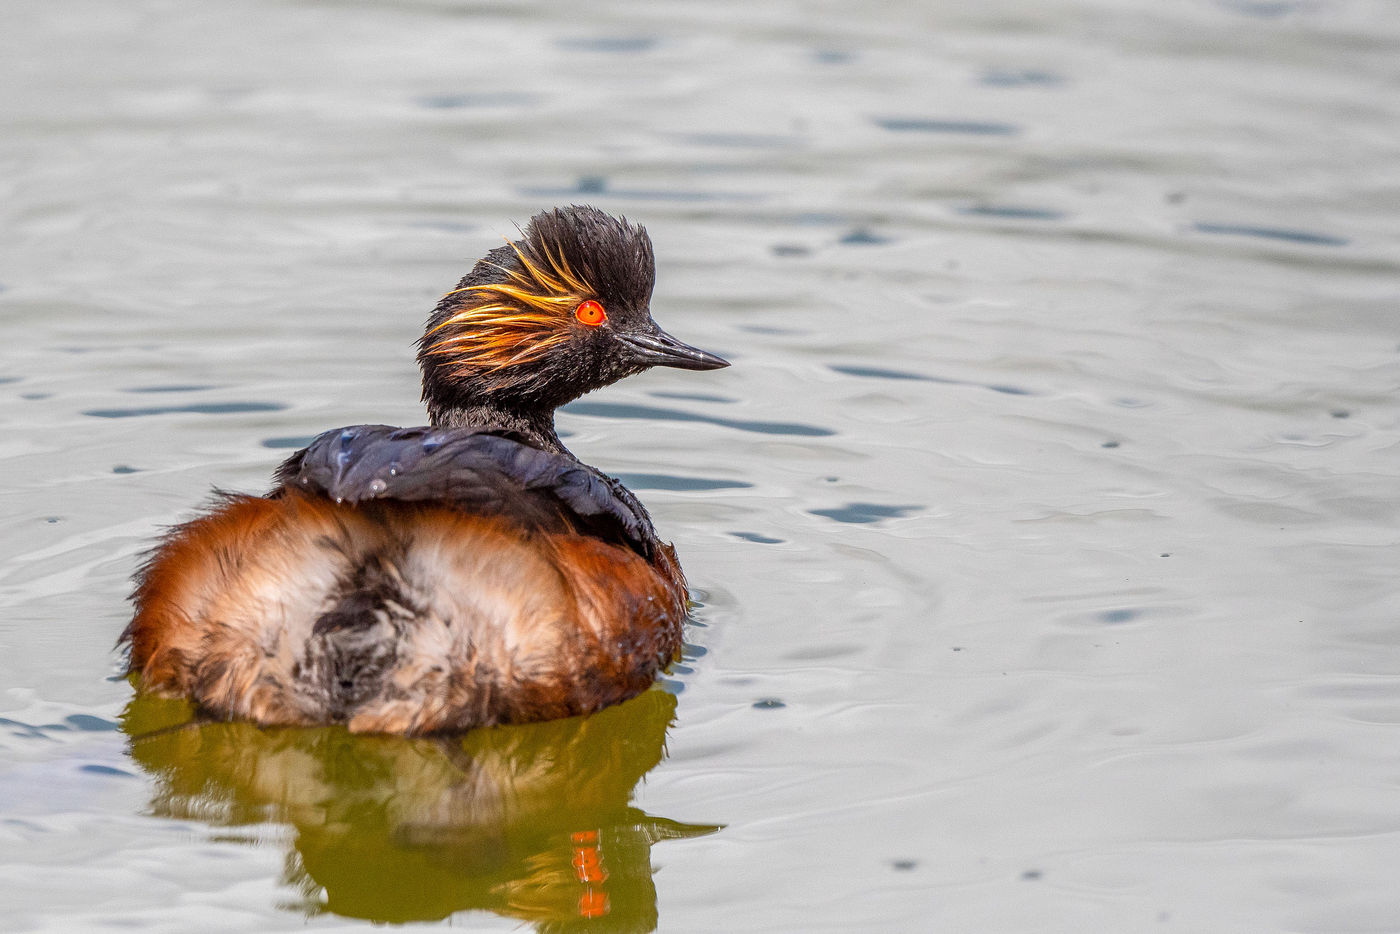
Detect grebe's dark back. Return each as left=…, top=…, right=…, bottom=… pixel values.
left=120, top=206, right=728, bottom=734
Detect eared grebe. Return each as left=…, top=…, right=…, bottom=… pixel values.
left=120, top=205, right=728, bottom=735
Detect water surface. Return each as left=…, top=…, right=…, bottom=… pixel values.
left=2, top=0, right=1399, bottom=930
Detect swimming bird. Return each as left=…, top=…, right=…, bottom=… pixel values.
left=120, top=205, right=728, bottom=735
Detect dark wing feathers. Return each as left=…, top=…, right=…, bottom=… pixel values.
left=273, top=425, right=657, bottom=556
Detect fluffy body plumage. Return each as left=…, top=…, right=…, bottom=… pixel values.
left=121, top=206, right=727, bottom=734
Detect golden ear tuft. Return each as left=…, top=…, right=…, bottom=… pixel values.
left=425, top=236, right=594, bottom=375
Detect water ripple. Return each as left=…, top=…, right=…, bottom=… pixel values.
left=413, top=92, right=537, bottom=109
left=979, top=68, right=1064, bottom=87
left=958, top=205, right=1067, bottom=221
left=83, top=402, right=287, bottom=418
left=124, top=384, right=217, bottom=393
left=874, top=117, right=1020, bottom=136
left=566, top=400, right=835, bottom=437
left=830, top=364, right=1035, bottom=396
left=615, top=472, right=753, bottom=491
left=519, top=178, right=760, bottom=203
left=556, top=36, right=658, bottom=53
left=731, top=531, right=784, bottom=544
left=676, top=132, right=804, bottom=149
left=839, top=229, right=892, bottom=246
left=262, top=435, right=317, bottom=449
left=0, top=714, right=118, bottom=737
left=809, top=502, right=921, bottom=524
left=649, top=390, right=738, bottom=404
left=1193, top=222, right=1349, bottom=247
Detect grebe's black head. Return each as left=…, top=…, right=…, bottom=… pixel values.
left=418, top=205, right=727, bottom=426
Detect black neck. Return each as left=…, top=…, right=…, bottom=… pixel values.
left=427, top=401, right=570, bottom=457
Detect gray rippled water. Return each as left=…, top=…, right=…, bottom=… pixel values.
left=2, top=0, right=1398, bottom=931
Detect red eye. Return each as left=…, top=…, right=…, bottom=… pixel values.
left=575, top=299, right=607, bottom=326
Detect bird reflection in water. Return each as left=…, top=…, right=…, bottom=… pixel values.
left=122, top=687, right=719, bottom=929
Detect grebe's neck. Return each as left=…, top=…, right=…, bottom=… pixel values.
left=428, top=401, right=570, bottom=457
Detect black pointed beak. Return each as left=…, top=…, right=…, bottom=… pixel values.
left=620, top=324, right=730, bottom=371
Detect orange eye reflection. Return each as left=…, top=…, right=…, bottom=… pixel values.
left=575, top=299, right=607, bottom=327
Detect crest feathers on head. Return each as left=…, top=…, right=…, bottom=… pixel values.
left=421, top=206, right=654, bottom=377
